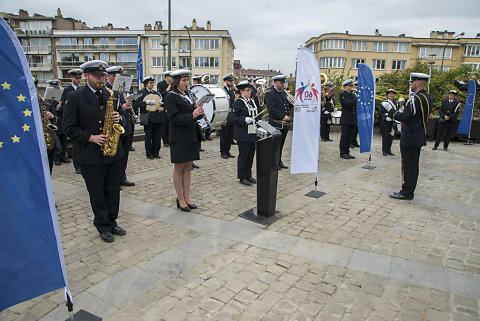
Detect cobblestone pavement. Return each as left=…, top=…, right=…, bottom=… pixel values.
left=1, top=130, right=480, bottom=321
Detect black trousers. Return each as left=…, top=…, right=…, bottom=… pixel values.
left=220, top=122, right=234, bottom=154
left=120, top=134, right=133, bottom=181
left=434, top=120, right=455, bottom=149
left=47, top=148, right=54, bottom=174
left=72, top=142, right=81, bottom=171
left=381, top=121, right=394, bottom=153
left=144, top=122, right=163, bottom=157
left=279, top=128, right=289, bottom=163
left=352, top=126, right=359, bottom=144
left=54, top=133, right=68, bottom=161
left=161, top=112, right=169, bottom=144
left=237, top=141, right=255, bottom=179
left=81, top=160, right=122, bottom=233
left=400, top=146, right=421, bottom=199
left=320, top=115, right=331, bottom=140
left=340, top=124, right=355, bottom=155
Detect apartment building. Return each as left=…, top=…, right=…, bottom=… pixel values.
left=305, top=30, right=480, bottom=79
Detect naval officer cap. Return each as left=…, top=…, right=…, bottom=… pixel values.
left=106, top=66, right=124, bottom=75
left=80, top=60, right=108, bottom=74
left=142, top=75, right=155, bottom=84
left=192, top=75, right=202, bottom=81
left=325, top=81, right=333, bottom=87
left=252, top=77, right=263, bottom=82
left=272, top=75, right=286, bottom=82
left=46, top=79, right=61, bottom=86
left=223, top=73, right=234, bottom=81
left=342, top=79, right=354, bottom=86
left=68, top=68, right=83, bottom=78
left=163, top=70, right=172, bottom=77
left=386, top=88, right=396, bottom=94
left=170, top=69, right=192, bottom=78
left=449, top=89, right=458, bottom=95
left=410, top=72, right=430, bottom=82
left=236, top=80, right=250, bottom=90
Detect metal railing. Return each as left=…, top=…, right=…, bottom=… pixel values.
left=56, top=44, right=138, bottom=51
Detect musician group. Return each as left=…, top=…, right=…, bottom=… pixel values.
left=37, top=58, right=441, bottom=241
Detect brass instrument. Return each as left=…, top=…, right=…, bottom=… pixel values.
left=39, top=96, right=58, bottom=150
left=285, top=90, right=295, bottom=105
left=143, top=93, right=163, bottom=112
left=320, top=73, right=328, bottom=86
left=201, top=73, right=210, bottom=84
left=256, top=79, right=267, bottom=106
left=101, top=85, right=125, bottom=157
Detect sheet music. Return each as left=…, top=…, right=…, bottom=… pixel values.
left=113, top=75, right=133, bottom=92
left=43, top=87, right=63, bottom=101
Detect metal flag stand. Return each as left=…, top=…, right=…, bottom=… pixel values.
left=305, top=174, right=326, bottom=198
left=65, top=294, right=102, bottom=321
left=362, top=153, right=376, bottom=170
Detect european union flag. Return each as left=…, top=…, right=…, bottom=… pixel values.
left=457, top=79, right=476, bottom=137
left=356, top=63, right=376, bottom=154
left=0, top=17, right=69, bottom=311
left=137, top=39, right=143, bottom=86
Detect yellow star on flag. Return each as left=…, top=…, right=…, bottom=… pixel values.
left=1, top=81, right=11, bottom=90
left=22, top=124, right=30, bottom=131
left=23, top=109, right=32, bottom=117
left=17, top=94, right=26, bottom=102
left=0, top=142, right=3, bottom=148
left=11, top=135, right=20, bottom=143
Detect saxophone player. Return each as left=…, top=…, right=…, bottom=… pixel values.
left=63, top=60, right=126, bottom=243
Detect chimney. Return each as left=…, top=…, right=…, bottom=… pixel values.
left=19, top=9, right=29, bottom=17
left=206, top=20, right=211, bottom=30
left=399, top=33, right=405, bottom=37
left=56, top=8, right=62, bottom=17
left=154, top=21, right=163, bottom=31
left=374, top=29, right=380, bottom=36
left=107, top=23, right=113, bottom=30
left=144, top=24, right=152, bottom=31
left=346, top=31, right=349, bottom=34
left=476, top=33, right=480, bottom=38
left=192, top=19, right=197, bottom=30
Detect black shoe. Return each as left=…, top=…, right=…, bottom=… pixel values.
left=54, top=160, right=61, bottom=165
left=75, top=169, right=82, bottom=174
left=353, top=142, right=360, bottom=147
left=199, top=148, right=205, bottom=152
left=147, top=155, right=154, bottom=159
left=383, top=152, right=388, bottom=156
left=443, top=147, right=448, bottom=151
left=327, top=139, right=333, bottom=141
left=192, top=163, right=199, bottom=169
left=100, top=232, right=114, bottom=243
left=120, top=180, right=135, bottom=187
left=187, top=203, right=197, bottom=209
left=350, top=144, right=355, bottom=148
left=60, top=158, right=71, bottom=163
left=129, top=146, right=135, bottom=151
left=247, top=177, right=256, bottom=184
left=226, top=152, right=235, bottom=158
left=112, top=226, right=126, bottom=236
left=164, top=143, right=170, bottom=148
left=387, top=152, right=395, bottom=156
left=321, top=139, right=328, bottom=142
left=340, top=154, right=350, bottom=159
left=221, top=154, right=229, bottom=159
left=347, top=154, right=355, bottom=159
left=206, top=137, right=213, bottom=141
left=153, top=155, right=160, bottom=159
left=176, top=198, right=191, bottom=212
left=279, top=162, right=288, bottom=169
left=240, top=178, right=252, bottom=186
left=432, top=146, right=437, bottom=150
left=389, top=192, right=413, bottom=200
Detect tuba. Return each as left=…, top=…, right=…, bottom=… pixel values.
left=101, top=85, right=125, bottom=157
left=320, top=73, right=328, bottom=86
left=39, top=96, right=58, bottom=150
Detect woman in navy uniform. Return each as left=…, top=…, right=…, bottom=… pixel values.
left=433, top=90, right=461, bottom=151
left=380, top=89, right=398, bottom=156
left=164, top=69, right=204, bottom=211
left=383, top=73, right=433, bottom=200
left=63, top=60, right=126, bottom=243
left=339, top=79, right=357, bottom=159
left=229, top=80, right=259, bottom=186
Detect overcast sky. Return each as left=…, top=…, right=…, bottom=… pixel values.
left=3, top=0, right=480, bottom=75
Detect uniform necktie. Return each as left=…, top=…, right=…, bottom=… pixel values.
left=95, top=90, right=103, bottom=107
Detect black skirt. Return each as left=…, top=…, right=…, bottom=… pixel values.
left=169, top=141, right=200, bottom=163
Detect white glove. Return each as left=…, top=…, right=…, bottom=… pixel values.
left=386, top=117, right=392, bottom=121
left=148, top=100, right=155, bottom=105
left=334, top=107, right=338, bottom=112
left=245, top=117, right=253, bottom=124
left=324, top=111, right=330, bottom=115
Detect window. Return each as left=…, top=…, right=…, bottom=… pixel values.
left=21, top=38, right=50, bottom=51
left=351, top=58, right=365, bottom=69
left=152, top=74, right=163, bottom=82
left=210, top=75, right=219, bottom=84
left=393, top=42, right=408, bottom=53
left=99, top=38, right=109, bottom=48
left=60, top=53, right=79, bottom=62
left=171, top=57, right=177, bottom=67
left=151, top=38, right=168, bottom=49
left=116, top=53, right=137, bottom=62
left=152, top=56, right=163, bottom=67
left=391, top=60, right=406, bottom=70
left=419, top=47, right=451, bottom=59
left=115, top=37, right=136, bottom=48
left=319, top=57, right=345, bottom=68
left=320, top=39, right=346, bottom=50
left=84, top=53, right=93, bottom=61
left=351, top=41, right=367, bottom=51
left=194, top=57, right=220, bottom=68
left=100, top=53, right=110, bottom=61
left=464, top=45, right=480, bottom=57
left=84, top=38, right=92, bottom=48
left=372, top=41, right=388, bottom=52
left=463, top=62, right=480, bottom=71
left=307, top=43, right=315, bottom=52
left=372, top=59, right=386, bottom=70
left=59, top=38, right=77, bottom=48
left=180, top=39, right=191, bottom=53
left=194, top=39, right=219, bottom=50
left=30, top=54, right=51, bottom=67
left=181, top=57, right=191, bottom=69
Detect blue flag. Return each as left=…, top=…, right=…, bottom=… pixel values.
left=457, top=79, right=476, bottom=136
left=356, top=63, right=376, bottom=154
left=137, top=38, right=143, bottom=86
left=0, top=17, right=69, bottom=311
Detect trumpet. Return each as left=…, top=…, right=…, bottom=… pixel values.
left=256, top=79, right=267, bottom=105
left=285, top=90, right=295, bottom=105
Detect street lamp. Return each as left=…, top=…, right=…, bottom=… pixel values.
left=183, top=26, right=192, bottom=71
left=159, top=33, right=168, bottom=73
left=427, top=53, right=436, bottom=93
left=440, top=32, right=465, bottom=72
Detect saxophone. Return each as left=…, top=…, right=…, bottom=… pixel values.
left=100, top=85, right=125, bottom=157
left=39, top=96, right=58, bottom=150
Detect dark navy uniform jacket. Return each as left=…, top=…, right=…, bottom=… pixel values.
left=229, top=98, right=258, bottom=142
left=439, top=99, right=460, bottom=122
left=164, top=90, right=202, bottom=143
left=339, top=90, right=357, bottom=125
left=265, top=86, right=293, bottom=129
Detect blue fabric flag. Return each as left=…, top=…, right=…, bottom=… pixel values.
left=137, top=39, right=143, bottom=86
left=0, top=17, right=69, bottom=311
left=457, top=79, right=476, bottom=136
left=356, top=63, right=376, bottom=154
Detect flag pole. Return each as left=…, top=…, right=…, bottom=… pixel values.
left=66, top=293, right=74, bottom=320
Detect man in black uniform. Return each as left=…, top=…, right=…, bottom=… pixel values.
left=63, top=60, right=126, bottom=242
left=251, top=77, right=260, bottom=108
left=380, top=89, right=398, bottom=156
left=433, top=90, right=461, bottom=151
left=265, top=74, right=293, bottom=169
left=220, top=73, right=236, bottom=159
left=105, top=66, right=135, bottom=187
left=61, top=69, right=83, bottom=174
left=47, top=79, right=70, bottom=166
left=383, top=73, right=433, bottom=200
left=134, top=76, right=163, bottom=159
left=157, top=70, right=172, bottom=147
left=192, top=75, right=202, bottom=85
left=339, top=79, right=357, bottom=159
left=321, top=81, right=336, bottom=142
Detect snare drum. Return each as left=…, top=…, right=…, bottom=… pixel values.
left=256, top=127, right=269, bottom=140
left=191, top=84, right=230, bottom=129
left=331, top=110, right=342, bottom=125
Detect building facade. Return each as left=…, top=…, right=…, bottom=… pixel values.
left=305, top=30, right=480, bottom=79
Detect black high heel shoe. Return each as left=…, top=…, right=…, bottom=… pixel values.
left=176, top=198, right=190, bottom=212
left=187, top=203, right=197, bottom=209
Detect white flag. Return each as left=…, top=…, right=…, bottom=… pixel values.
left=290, top=48, right=321, bottom=174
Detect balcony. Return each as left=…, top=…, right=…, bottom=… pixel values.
left=29, top=63, right=52, bottom=71
left=56, top=44, right=138, bottom=52
left=14, top=28, right=52, bottom=36
left=22, top=46, right=51, bottom=54
left=57, top=60, right=137, bottom=68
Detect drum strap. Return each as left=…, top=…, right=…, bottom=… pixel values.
left=240, top=98, right=258, bottom=118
